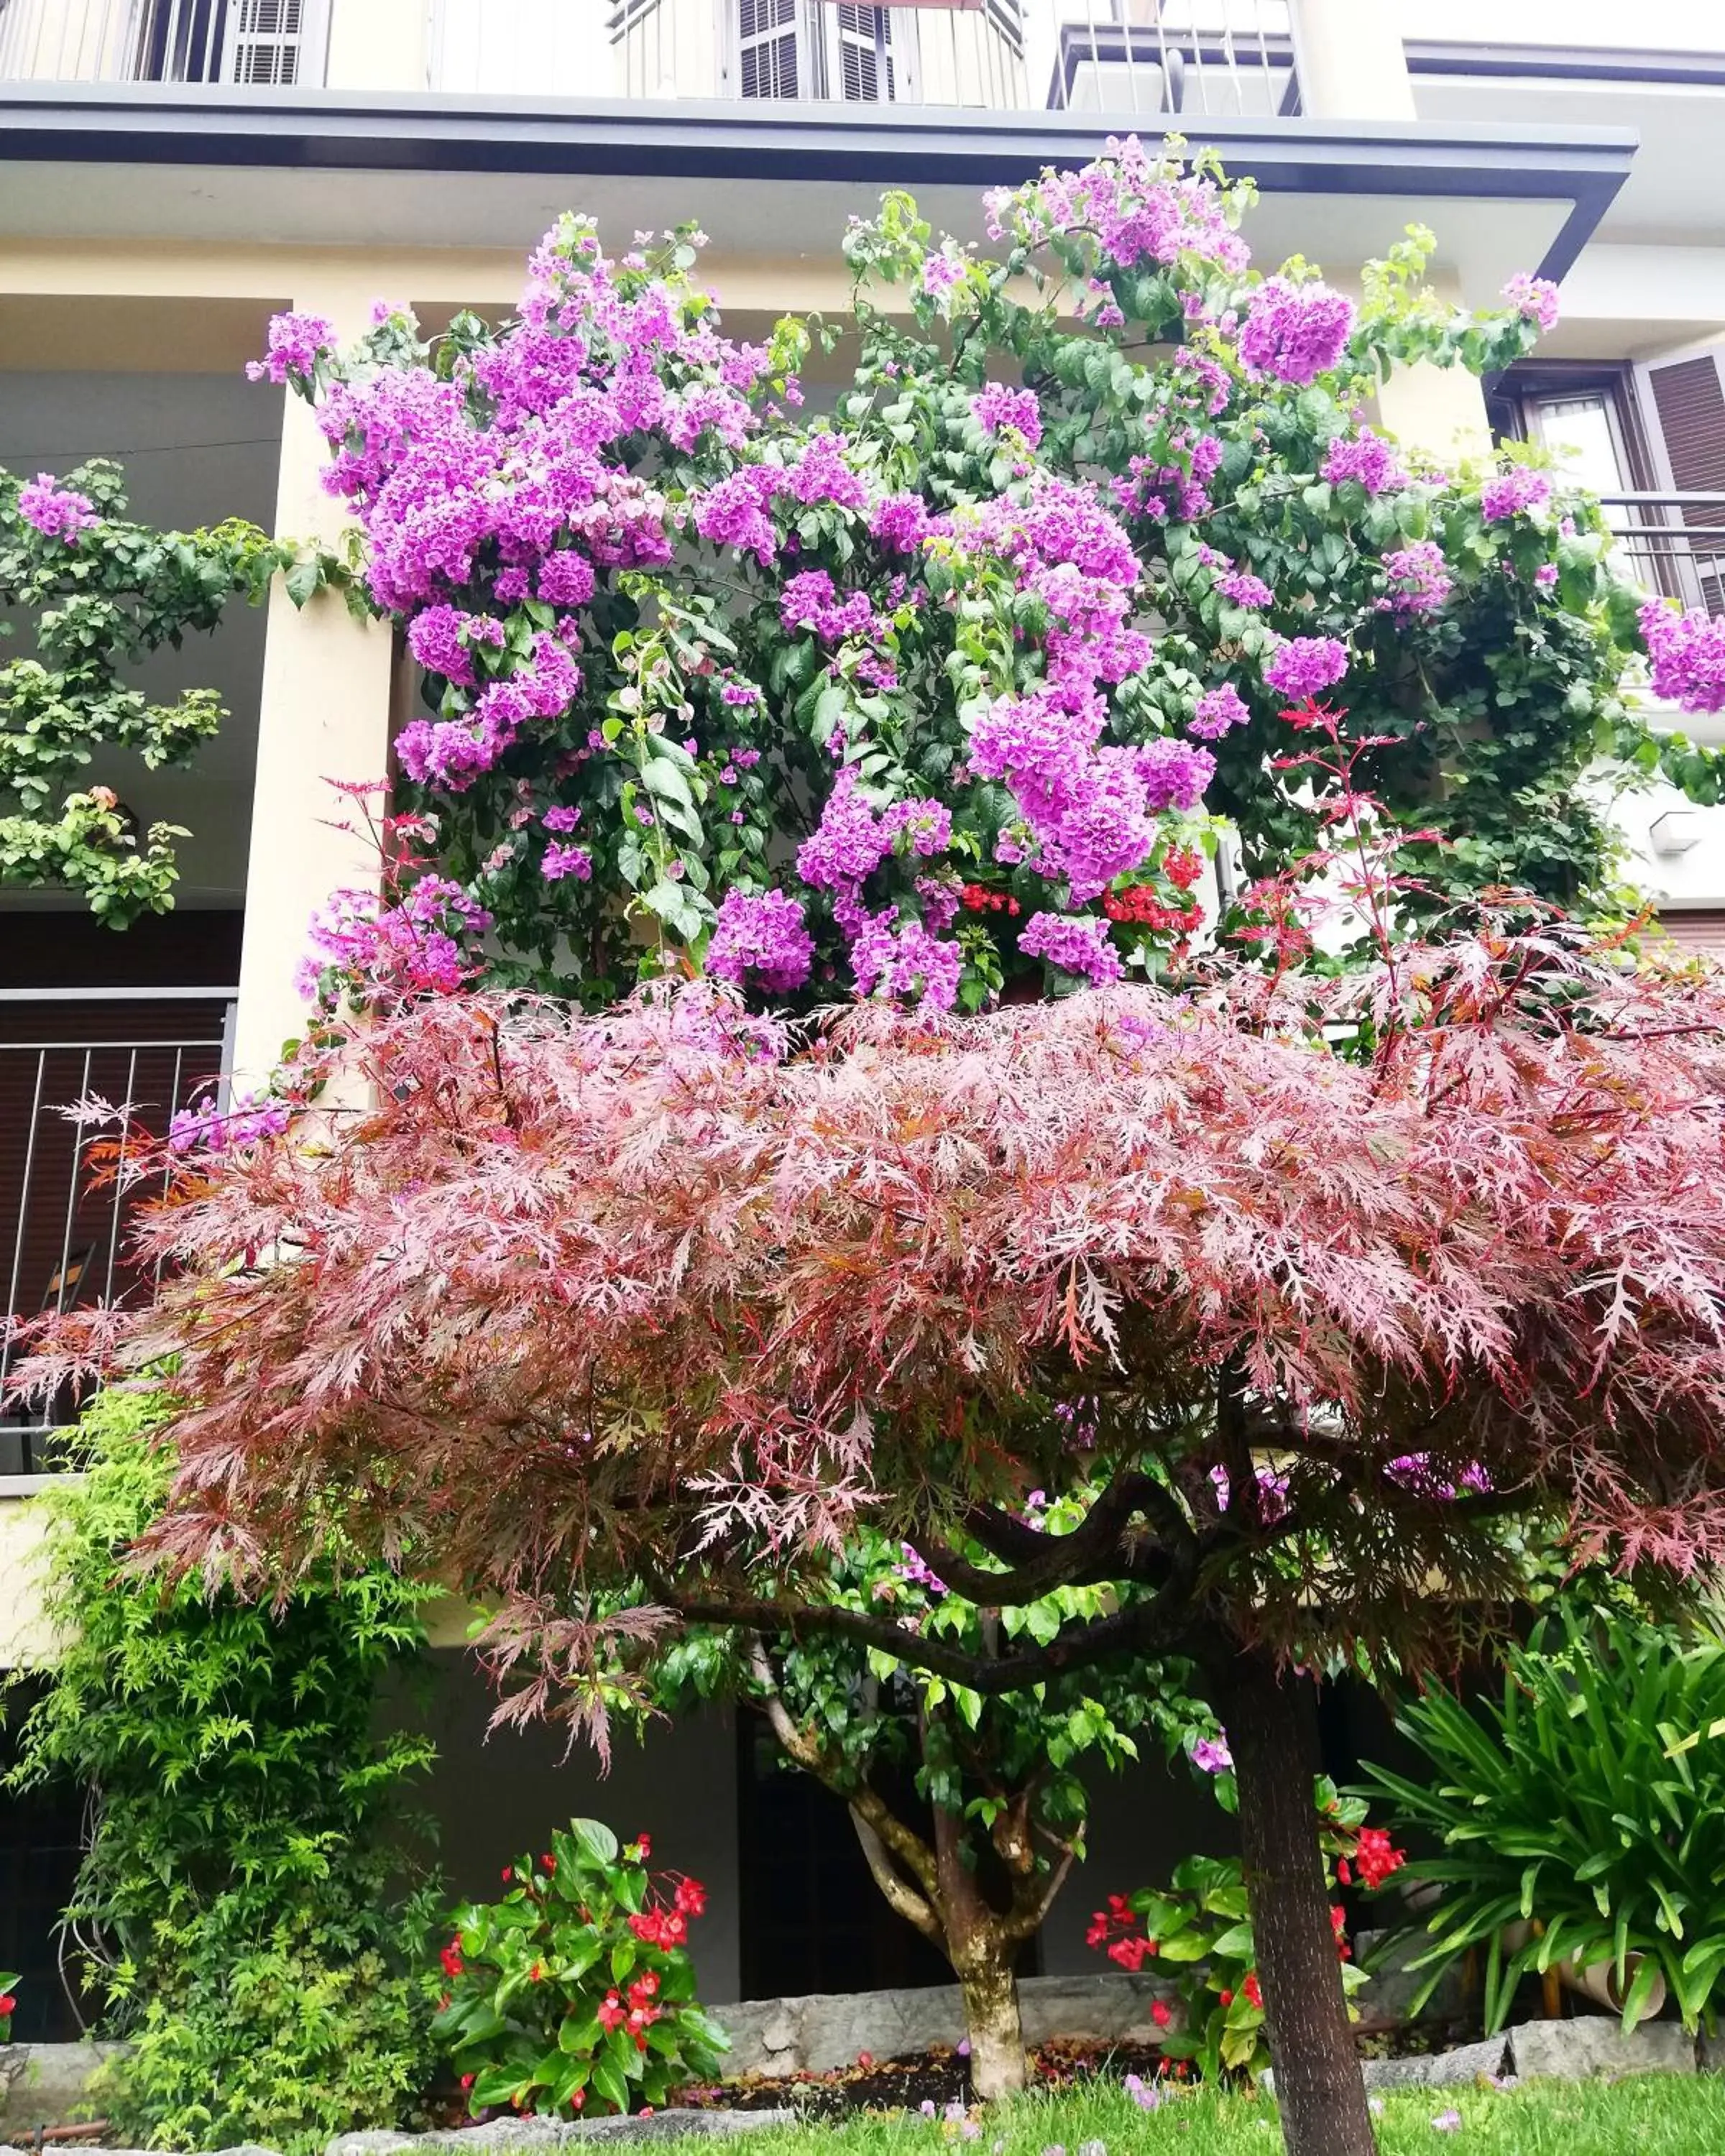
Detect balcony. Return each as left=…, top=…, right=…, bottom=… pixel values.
left=0, top=0, right=324, bottom=86
left=0, top=989, right=232, bottom=1475
left=1599, top=494, right=1725, bottom=622
left=0, top=0, right=1300, bottom=119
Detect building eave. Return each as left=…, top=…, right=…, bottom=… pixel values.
left=0, top=83, right=1636, bottom=203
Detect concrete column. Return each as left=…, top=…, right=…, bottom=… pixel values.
left=233, top=273, right=395, bottom=1089
left=1375, top=363, right=1495, bottom=471
left=1287, top=0, right=1417, bottom=122
left=324, top=0, right=427, bottom=93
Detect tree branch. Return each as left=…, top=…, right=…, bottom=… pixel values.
left=850, top=1807, right=944, bottom=1948
left=1006, top=1841, right=1077, bottom=1944
left=664, top=1587, right=1195, bottom=1692
left=744, top=1636, right=942, bottom=1902
left=908, top=1471, right=1200, bottom=1608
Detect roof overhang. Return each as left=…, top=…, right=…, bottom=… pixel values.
left=0, top=86, right=1636, bottom=301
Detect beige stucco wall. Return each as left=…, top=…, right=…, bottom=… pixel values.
left=326, top=0, right=427, bottom=93
left=0, top=1487, right=65, bottom=1668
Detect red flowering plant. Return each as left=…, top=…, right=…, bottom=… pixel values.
left=431, top=1819, right=726, bottom=2118
left=1086, top=1777, right=1403, bottom=2083
left=0, top=1973, right=17, bottom=2042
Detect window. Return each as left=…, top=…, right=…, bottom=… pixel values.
left=1494, top=351, right=1725, bottom=622
left=738, top=0, right=801, bottom=98
left=132, top=0, right=328, bottom=86
left=734, top=0, right=909, bottom=103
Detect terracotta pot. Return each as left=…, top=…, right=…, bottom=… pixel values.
left=1499, top=1922, right=1667, bottom=2021
left=1556, top=1954, right=1667, bottom=2021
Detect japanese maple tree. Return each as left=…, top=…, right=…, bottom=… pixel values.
left=32, top=859, right=1725, bottom=2155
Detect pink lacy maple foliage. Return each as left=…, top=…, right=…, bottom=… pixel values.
left=18, top=930, right=1725, bottom=1679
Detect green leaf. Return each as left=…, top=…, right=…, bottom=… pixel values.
left=572, top=1818, right=620, bottom=1868
left=283, top=556, right=323, bottom=609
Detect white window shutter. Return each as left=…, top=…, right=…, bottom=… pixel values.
left=737, top=0, right=802, bottom=97
left=834, top=4, right=897, bottom=101
left=224, top=0, right=331, bottom=87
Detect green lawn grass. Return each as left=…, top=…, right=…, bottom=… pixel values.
left=724, top=2073, right=1725, bottom=2155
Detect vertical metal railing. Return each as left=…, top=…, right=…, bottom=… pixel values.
left=1600, top=496, right=1725, bottom=622
left=1050, top=0, right=1296, bottom=119
left=0, top=992, right=232, bottom=1475
left=0, top=0, right=309, bottom=88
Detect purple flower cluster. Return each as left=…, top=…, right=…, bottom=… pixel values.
left=972, top=696, right=1155, bottom=904
left=1263, top=635, right=1349, bottom=700
left=1116, top=430, right=1224, bottom=525
left=16, top=474, right=98, bottom=543
left=168, top=1088, right=290, bottom=1155
left=894, top=1542, right=948, bottom=1595
left=1237, top=277, right=1355, bottom=387
left=541, top=841, right=593, bottom=883
left=780, top=568, right=878, bottom=643
left=1479, top=466, right=1552, bottom=524
left=1215, top=571, right=1271, bottom=609
left=921, top=244, right=967, bottom=303
left=1189, top=1735, right=1233, bottom=1776
left=849, top=911, right=962, bottom=1011
left=707, top=887, right=815, bottom=995
left=1018, top=911, right=1123, bottom=987
left=1321, top=429, right=1407, bottom=495
left=1136, top=737, right=1215, bottom=813
left=872, top=492, right=931, bottom=554
left=395, top=630, right=582, bottom=791
left=971, top=383, right=1042, bottom=447
left=985, top=134, right=1251, bottom=280
left=1640, top=597, right=1725, bottom=714
left=1377, top=540, right=1453, bottom=617
left=1190, top=683, right=1251, bottom=740
left=265, top=218, right=791, bottom=808
left=1502, top=272, right=1561, bottom=334
left=1386, top=1454, right=1493, bottom=1501
left=297, top=875, right=493, bottom=1005
left=247, top=309, right=336, bottom=385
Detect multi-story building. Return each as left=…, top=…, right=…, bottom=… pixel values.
left=4, top=0, right=1725, bottom=2035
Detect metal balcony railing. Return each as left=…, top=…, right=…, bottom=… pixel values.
left=0, top=0, right=328, bottom=88
left=434, top=0, right=1297, bottom=119
left=0, top=989, right=233, bottom=1476
left=1, top=1, right=1299, bottom=118
left=1049, top=1, right=1295, bottom=118
left=1598, top=494, right=1725, bottom=621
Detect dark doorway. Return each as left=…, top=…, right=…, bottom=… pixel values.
left=0, top=1683, right=88, bottom=2042
left=735, top=1714, right=957, bottom=1999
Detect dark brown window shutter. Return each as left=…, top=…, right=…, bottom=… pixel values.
left=1649, top=355, right=1725, bottom=497
left=1658, top=909, right=1725, bottom=960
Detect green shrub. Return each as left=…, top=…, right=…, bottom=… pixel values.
left=434, top=1819, right=727, bottom=2118
left=4, top=1385, right=441, bottom=2152
left=1357, top=1608, right=1725, bottom=2035
left=1085, top=1778, right=1395, bottom=2081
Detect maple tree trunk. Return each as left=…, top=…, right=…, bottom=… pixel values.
left=1222, top=1650, right=1378, bottom=2156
